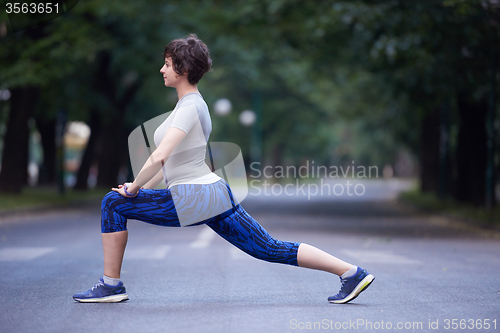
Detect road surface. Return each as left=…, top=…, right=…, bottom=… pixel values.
left=0, top=179, right=499, bottom=333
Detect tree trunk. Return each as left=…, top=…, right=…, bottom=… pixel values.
left=33, top=116, right=56, bottom=185
left=419, top=108, right=440, bottom=193
left=453, top=94, right=488, bottom=206
left=438, top=101, right=452, bottom=198
left=0, top=86, right=38, bottom=193
left=272, top=143, right=284, bottom=171
left=96, top=118, right=126, bottom=188
left=91, top=51, right=141, bottom=188
left=74, top=109, right=101, bottom=190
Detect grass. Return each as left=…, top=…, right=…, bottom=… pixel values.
left=0, top=187, right=109, bottom=213
left=399, top=188, right=500, bottom=227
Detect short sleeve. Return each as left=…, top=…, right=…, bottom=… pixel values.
left=170, top=104, right=199, bottom=134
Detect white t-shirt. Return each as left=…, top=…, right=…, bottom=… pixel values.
left=153, top=93, right=221, bottom=188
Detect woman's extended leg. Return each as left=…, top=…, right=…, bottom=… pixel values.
left=206, top=205, right=352, bottom=274
left=206, top=204, right=374, bottom=304
left=296, top=243, right=353, bottom=276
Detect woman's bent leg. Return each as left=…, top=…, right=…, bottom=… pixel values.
left=74, top=187, right=191, bottom=302
left=100, top=189, right=180, bottom=278
left=102, top=230, right=128, bottom=279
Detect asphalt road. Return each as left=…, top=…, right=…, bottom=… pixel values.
left=0, top=179, right=499, bottom=333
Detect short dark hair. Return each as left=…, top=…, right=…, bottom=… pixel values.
left=163, top=34, right=212, bottom=85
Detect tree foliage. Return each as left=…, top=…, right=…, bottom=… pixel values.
left=0, top=0, right=498, bottom=206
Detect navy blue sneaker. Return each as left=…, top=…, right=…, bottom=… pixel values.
left=73, top=278, right=129, bottom=303
left=328, top=267, right=374, bottom=304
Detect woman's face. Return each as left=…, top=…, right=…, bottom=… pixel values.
left=160, top=57, right=184, bottom=87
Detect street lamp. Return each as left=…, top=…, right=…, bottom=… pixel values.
left=0, top=89, right=11, bottom=101
left=239, top=108, right=260, bottom=173
left=214, top=98, right=232, bottom=116
left=239, top=110, right=256, bottom=127
left=212, top=98, right=232, bottom=154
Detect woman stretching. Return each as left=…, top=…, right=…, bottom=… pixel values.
left=73, top=34, right=374, bottom=304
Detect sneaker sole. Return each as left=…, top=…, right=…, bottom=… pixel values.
left=73, top=294, right=129, bottom=303
left=329, top=275, right=374, bottom=304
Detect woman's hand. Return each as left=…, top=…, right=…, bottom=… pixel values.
left=111, top=183, right=141, bottom=198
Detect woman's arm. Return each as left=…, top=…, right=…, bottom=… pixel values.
left=142, top=169, right=165, bottom=189
left=113, top=127, right=186, bottom=196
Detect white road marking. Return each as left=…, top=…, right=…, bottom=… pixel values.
left=125, top=245, right=171, bottom=260
left=342, top=249, right=422, bottom=265
left=0, top=247, right=55, bottom=261
left=189, top=226, right=215, bottom=249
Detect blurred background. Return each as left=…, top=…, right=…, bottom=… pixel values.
left=0, top=0, right=498, bottom=213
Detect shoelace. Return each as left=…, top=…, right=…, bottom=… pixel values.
left=339, top=277, right=349, bottom=291
left=91, top=280, right=104, bottom=291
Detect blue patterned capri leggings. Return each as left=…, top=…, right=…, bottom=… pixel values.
left=101, top=179, right=300, bottom=266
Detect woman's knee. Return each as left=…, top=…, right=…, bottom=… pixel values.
left=101, top=191, right=121, bottom=210
left=240, top=236, right=282, bottom=259
left=101, top=191, right=128, bottom=233
left=251, top=237, right=300, bottom=266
